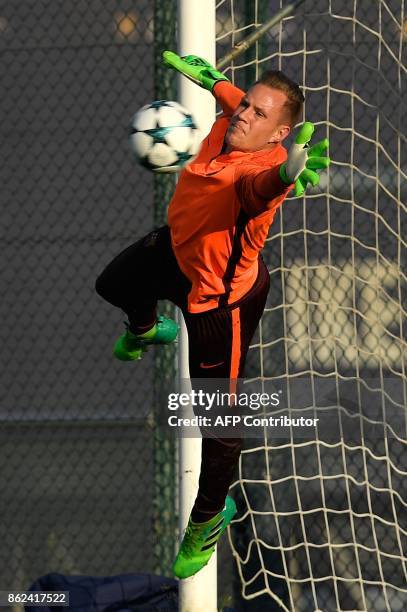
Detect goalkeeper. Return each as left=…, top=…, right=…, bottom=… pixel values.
left=95, top=52, right=330, bottom=579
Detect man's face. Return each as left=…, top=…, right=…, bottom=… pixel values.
left=224, top=84, right=291, bottom=153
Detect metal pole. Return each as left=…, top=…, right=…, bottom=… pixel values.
left=216, top=0, right=306, bottom=69
left=153, top=0, right=178, bottom=576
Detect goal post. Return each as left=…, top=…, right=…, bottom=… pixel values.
left=176, top=2, right=217, bottom=612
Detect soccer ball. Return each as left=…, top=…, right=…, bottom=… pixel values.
left=129, top=100, right=200, bottom=173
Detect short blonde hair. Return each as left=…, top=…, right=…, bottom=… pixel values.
left=255, top=70, right=304, bottom=126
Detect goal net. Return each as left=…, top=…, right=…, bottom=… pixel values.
left=216, top=1, right=406, bottom=610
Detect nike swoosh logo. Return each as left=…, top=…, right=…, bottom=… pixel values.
left=200, top=361, right=225, bottom=369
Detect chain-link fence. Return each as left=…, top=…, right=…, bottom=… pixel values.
left=0, top=0, right=177, bottom=593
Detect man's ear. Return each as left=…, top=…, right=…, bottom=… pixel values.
left=268, top=125, right=291, bottom=144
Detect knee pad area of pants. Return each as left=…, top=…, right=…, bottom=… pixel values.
left=95, top=272, right=122, bottom=304
left=94, top=273, right=108, bottom=299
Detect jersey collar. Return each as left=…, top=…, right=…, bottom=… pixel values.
left=213, top=143, right=286, bottom=166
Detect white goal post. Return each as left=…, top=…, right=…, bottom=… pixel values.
left=177, top=2, right=217, bottom=612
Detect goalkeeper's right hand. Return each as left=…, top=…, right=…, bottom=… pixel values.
left=162, top=51, right=229, bottom=92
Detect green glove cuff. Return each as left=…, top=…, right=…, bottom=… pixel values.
left=200, top=68, right=229, bottom=92
left=163, top=51, right=229, bottom=92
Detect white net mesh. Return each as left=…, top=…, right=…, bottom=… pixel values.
left=216, top=1, right=406, bottom=610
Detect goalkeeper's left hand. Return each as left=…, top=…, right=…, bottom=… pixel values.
left=279, top=122, right=330, bottom=196
left=162, top=50, right=229, bottom=92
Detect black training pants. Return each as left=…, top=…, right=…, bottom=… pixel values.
left=95, top=225, right=270, bottom=521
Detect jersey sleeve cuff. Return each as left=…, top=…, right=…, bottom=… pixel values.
left=254, top=165, right=294, bottom=201
left=213, top=81, right=245, bottom=116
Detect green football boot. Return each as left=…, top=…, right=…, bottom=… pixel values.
left=113, top=315, right=179, bottom=361
left=173, top=496, right=237, bottom=579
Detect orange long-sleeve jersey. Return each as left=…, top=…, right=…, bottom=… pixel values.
left=168, top=81, right=292, bottom=313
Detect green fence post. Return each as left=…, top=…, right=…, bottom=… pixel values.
left=152, top=0, right=178, bottom=576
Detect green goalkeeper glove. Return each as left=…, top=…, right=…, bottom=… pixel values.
left=162, top=50, right=229, bottom=92
left=279, top=122, right=331, bottom=197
